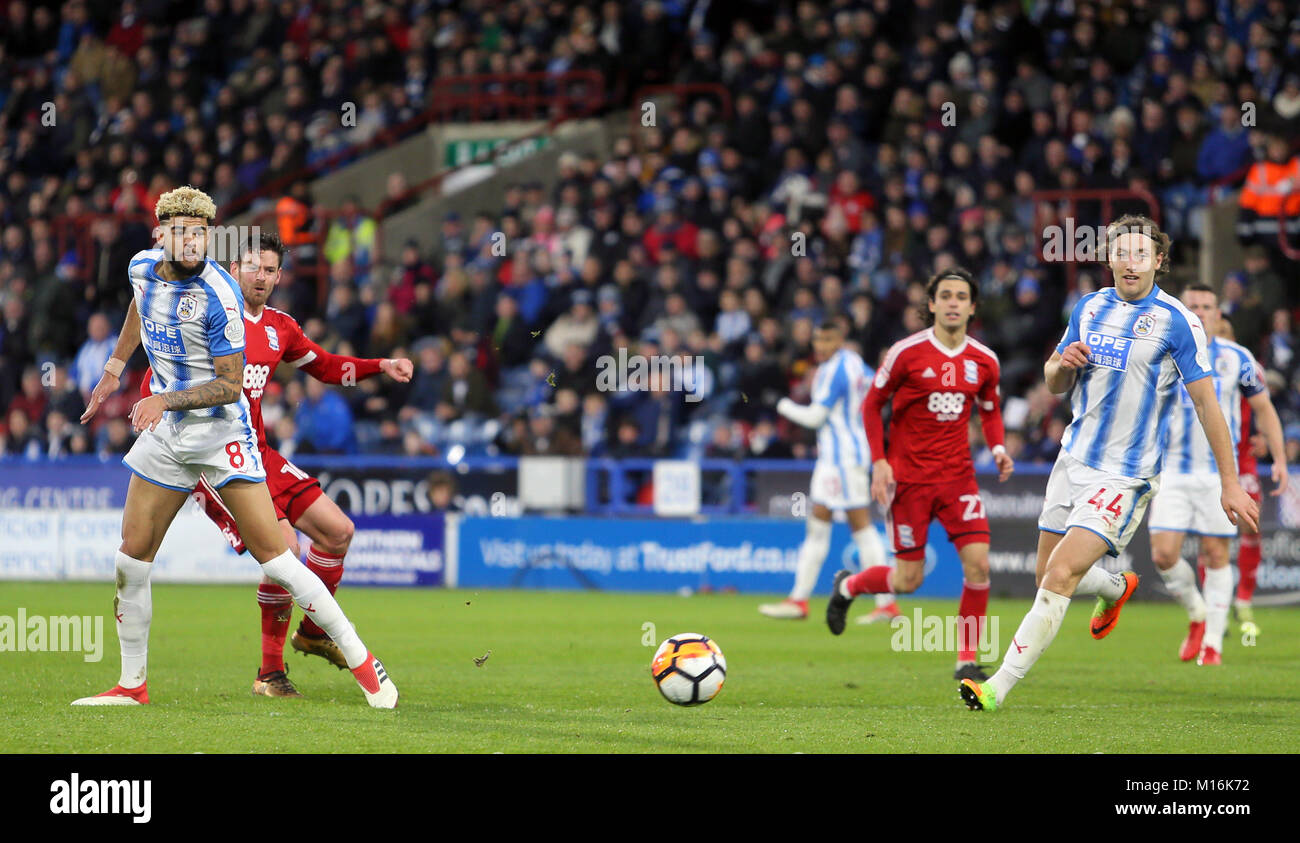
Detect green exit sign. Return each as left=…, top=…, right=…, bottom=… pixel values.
left=443, top=136, right=552, bottom=168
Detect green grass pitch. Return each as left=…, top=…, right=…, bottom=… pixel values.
left=2, top=582, right=1298, bottom=753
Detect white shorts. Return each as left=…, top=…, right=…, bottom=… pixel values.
left=1148, top=472, right=1235, bottom=537
left=810, top=462, right=870, bottom=511
left=123, top=415, right=265, bottom=492
left=1038, top=451, right=1159, bottom=557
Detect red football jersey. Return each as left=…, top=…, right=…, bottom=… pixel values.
left=863, top=328, right=1005, bottom=484
left=143, top=305, right=384, bottom=450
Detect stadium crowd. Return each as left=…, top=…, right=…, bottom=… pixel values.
left=3, top=0, right=1300, bottom=470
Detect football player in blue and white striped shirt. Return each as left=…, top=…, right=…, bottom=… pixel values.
left=961, top=215, right=1259, bottom=711
left=1147, top=283, right=1287, bottom=665
left=759, top=319, right=885, bottom=619
left=74, top=187, right=397, bottom=709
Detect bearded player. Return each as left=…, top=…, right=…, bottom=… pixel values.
left=75, top=186, right=397, bottom=707
left=1147, top=285, right=1285, bottom=664
left=825, top=267, right=1014, bottom=682
left=960, top=216, right=1258, bottom=712
left=126, top=232, right=414, bottom=696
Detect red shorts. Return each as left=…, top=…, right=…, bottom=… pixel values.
left=886, top=476, right=990, bottom=560
left=262, top=447, right=324, bottom=523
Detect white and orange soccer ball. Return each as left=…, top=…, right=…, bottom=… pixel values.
left=650, top=633, right=727, bottom=706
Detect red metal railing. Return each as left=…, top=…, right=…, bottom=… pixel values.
left=1030, top=188, right=1162, bottom=290
left=51, top=212, right=158, bottom=283
left=248, top=117, right=570, bottom=309
left=223, top=71, right=606, bottom=218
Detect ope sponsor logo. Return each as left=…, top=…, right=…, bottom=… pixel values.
left=594, top=349, right=707, bottom=403
left=889, top=609, right=1001, bottom=662
left=0, top=609, right=103, bottom=662
left=50, top=774, right=151, bottom=823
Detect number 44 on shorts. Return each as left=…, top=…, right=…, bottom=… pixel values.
left=1087, top=488, right=1124, bottom=522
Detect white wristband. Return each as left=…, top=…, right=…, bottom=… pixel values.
left=103, top=358, right=125, bottom=378
left=992, top=444, right=1007, bottom=457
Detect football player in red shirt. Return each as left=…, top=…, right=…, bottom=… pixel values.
left=825, top=268, right=1014, bottom=681
left=143, top=232, right=413, bottom=696
left=1210, top=318, right=1265, bottom=637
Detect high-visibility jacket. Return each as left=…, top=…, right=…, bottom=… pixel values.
left=1239, top=157, right=1300, bottom=217
left=276, top=196, right=315, bottom=245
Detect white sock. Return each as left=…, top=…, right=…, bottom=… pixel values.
left=988, top=588, right=1070, bottom=702
left=114, top=552, right=153, bottom=689
left=1158, top=558, right=1206, bottom=622
left=852, top=524, right=884, bottom=570
left=260, top=549, right=367, bottom=668
left=1203, top=566, right=1232, bottom=651
left=789, top=518, right=831, bottom=601
left=1075, top=564, right=1126, bottom=600
left=875, top=592, right=896, bottom=609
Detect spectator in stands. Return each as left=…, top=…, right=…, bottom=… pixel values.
left=327, top=282, right=369, bottom=351
left=1198, top=104, right=1255, bottom=183
left=437, top=351, right=497, bottom=421
left=322, top=195, right=377, bottom=284
left=97, top=417, right=133, bottom=458
left=426, top=470, right=458, bottom=512
left=3, top=408, right=41, bottom=459
left=295, top=380, right=357, bottom=455
left=543, top=290, right=599, bottom=358
left=8, top=366, right=48, bottom=428
left=1264, top=308, right=1297, bottom=380
left=73, top=313, right=116, bottom=398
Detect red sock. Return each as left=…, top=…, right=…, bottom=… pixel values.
left=257, top=583, right=292, bottom=675
left=844, top=565, right=894, bottom=596
left=957, top=580, right=990, bottom=662
left=1237, top=533, right=1261, bottom=602
left=299, top=545, right=345, bottom=637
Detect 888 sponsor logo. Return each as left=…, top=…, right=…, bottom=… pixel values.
left=243, top=364, right=271, bottom=398
left=927, top=391, right=966, bottom=421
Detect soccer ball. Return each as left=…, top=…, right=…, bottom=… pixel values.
left=650, top=633, right=727, bottom=706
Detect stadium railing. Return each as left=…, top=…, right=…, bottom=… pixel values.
left=223, top=71, right=607, bottom=218
left=247, top=108, right=597, bottom=308
left=1029, top=188, right=1161, bottom=290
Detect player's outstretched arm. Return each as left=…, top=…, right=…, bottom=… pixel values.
left=81, top=299, right=144, bottom=423
left=291, top=328, right=413, bottom=385
left=776, top=397, right=829, bottom=429
left=130, top=352, right=245, bottom=432
left=1044, top=342, right=1089, bottom=394
left=1246, top=389, right=1290, bottom=495
left=1186, top=376, right=1260, bottom=532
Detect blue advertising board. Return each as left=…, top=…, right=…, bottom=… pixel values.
left=455, top=516, right=964, bottom=596
left=343, top=514, right=446, bottom=586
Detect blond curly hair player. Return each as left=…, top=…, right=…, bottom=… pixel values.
left=75, top=186, right=398, bottom=708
